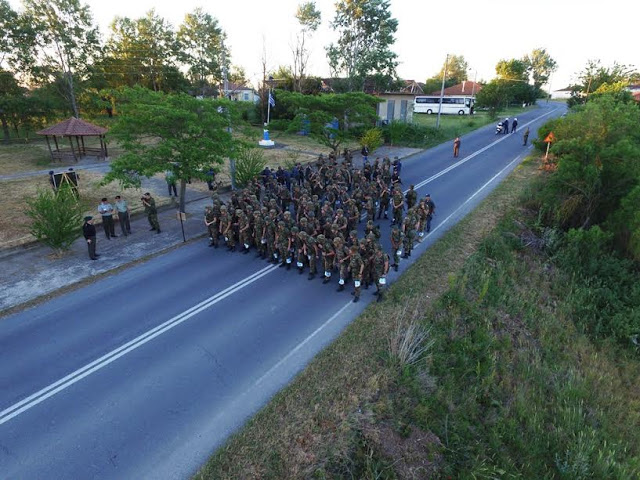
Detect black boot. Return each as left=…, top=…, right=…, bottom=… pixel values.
left=279, top=261, right=287, bottom=268
left=353, top=295, right=360, bottom=303
left=308, top=273, right=316, bottom=280
left=287, top=262, right=291, bottom=270
left=336, top=284, right=345, bottom=292
left=298, top=267, right=304, bottom=275
left=322, top=276, right=330, bottom=284
left=394, top=264, right=399, bottom=272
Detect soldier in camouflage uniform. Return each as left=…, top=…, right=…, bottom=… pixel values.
left=348, top=244, right=364, bottom=302
left=317, top=234, right=335, bottom=284
left=296, top=231, right=308, bottom=274
left=303, top=232, right=318, bottom=280
left=372, top=245, right=390, bottom=302
left=204, top=206, right=216, bottom=247
left=402, top=206, right=419, bottom=258
left=364, top=220, right=381, bottom=240
left=264, top=209, right=278, bottom=262
left=405, top=184, right=417, bottom=210
left=334, top=236, right=350, bottom=292
left=142, top=193, right=160, bottom=233
left=275, top=221, right=291, bottom=268
left=219, top=205, right=234, bottom=250
left=391, top=187, right=404, bottom=226
left=253, top=211, right=266, bottom=258
left=390, top=225, right=403, bottom=271
left=237, top=209, right=251, bottom=254
left=378, top=181, right=390, bottom=219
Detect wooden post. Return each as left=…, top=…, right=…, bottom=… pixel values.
left=53, top=136, right=60, bottom=161
left=545, top=141, right=551, bottom=161
left=44, top=136, right=54, bottom=160
left=68, top=136, right=77, bottom=162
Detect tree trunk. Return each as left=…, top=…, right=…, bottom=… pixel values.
left=0, top=113, right=10, bottom=144
left=179, top=178, right=187, bottom=213
left=66, top=71, right=79, bottom=118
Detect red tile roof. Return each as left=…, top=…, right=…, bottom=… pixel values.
left=429, top=81, right=483, bottom=96
left=37, top=117, right=108, bottom=136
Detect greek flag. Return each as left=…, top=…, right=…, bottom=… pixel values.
left=268, top=92, right=276, bottom=107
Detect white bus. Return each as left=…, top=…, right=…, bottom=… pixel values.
left=413, top=96, right=475, bottom=115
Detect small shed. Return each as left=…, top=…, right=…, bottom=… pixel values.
left=376, top=92, right=415, bottom=123
left=37, top=117, right=108, bottom=162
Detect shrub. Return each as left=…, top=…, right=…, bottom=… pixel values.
left=381, top=121, right=444, bottom=148
left=233, top=146, right=267, bottom=188
left=360, top=127, right=384, bottom=152
left=25, top=184, right=84, bottom=254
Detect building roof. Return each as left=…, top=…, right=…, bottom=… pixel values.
left=226, top=82, right=254, bottom=92
left=401, top=80, right=425, bottom=94
left=429, top=81, right=483, bottom=96
left=37, top=117, right=108, bottom=136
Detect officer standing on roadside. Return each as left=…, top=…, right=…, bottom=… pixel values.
left=82, top=216, right=100, bottom=260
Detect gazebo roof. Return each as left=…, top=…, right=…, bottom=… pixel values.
left=37, top=117, right=108, bottom=136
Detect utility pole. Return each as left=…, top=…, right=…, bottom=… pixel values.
left=436, top=54, right=449, bottom=129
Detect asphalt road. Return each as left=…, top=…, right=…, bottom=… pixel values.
left=0, top=102, right=565, bottom=479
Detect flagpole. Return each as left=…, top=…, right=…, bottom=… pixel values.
left=267, top=86, right=271, bottom=125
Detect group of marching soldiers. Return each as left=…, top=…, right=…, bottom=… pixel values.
left=204, top=151, right=436, bottom=303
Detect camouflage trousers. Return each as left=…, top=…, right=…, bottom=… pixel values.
left=147, top=213, right=160, bottom=231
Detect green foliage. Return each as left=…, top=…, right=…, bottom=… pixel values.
left=359, top=127, right=383, bottom=151
left=22, top=0, right=101, bottom=117
left=25, top=185, right=84, bottom=253
left=567, top=60, right=639, bottom=108
left=524, top=48, right=558, bottom=89
left=382, top=121, right=444, bottom=148
left=104, top=86, right=237, bottom=211
left=176, top=8, right=227, bottom=93
left=234, top=146, right=266, bottom=188
left=554, top=227, right=640, bottom=346
left=476, top=79, right=537, bottom=117
left=326, top=0, right=399, bottom=92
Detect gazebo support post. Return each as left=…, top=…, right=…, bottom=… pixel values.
left=68, top=136, right=77, bottom=162
left=44, top=136, right=54, bottom=161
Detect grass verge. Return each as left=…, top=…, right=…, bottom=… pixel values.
left=195, top=157, right=574, bottom=478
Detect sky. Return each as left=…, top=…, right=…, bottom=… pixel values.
left=9, top=0, right=638, bottom=91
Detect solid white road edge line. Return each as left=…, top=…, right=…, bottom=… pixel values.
left=0, top=264, right=278, bottom=425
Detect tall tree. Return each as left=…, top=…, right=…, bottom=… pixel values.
left=22, top=0, right=101, bottom=118
left=437, top=54, right=469, bottom=86
left=292, top=1, right=321, bottom=92
left=568, top=60, right=639, bottom=107
left=177, top=8, right=228, bottom=96
left=106, top=10, right=179, bottom=92
left=104, top=87, right=238, bottom=213
left=524, top=48, right=557, bottom=89
left=495, top=58, right=529, bottom=82
left=326, top=0, right=398, bottom=92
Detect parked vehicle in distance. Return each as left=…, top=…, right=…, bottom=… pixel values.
left=413, top=95, right=475, bottom=115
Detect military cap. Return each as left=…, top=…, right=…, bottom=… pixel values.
left=317, top=234, right=325, bottom=240
left=84, top=215, right=93, bottom=221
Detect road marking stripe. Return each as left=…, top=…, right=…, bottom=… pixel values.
left=0, top=265, right=277, bottom=425
left=0, top=107, right=559, bottom=425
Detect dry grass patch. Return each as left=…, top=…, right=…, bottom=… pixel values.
left=0, top=171, right=169, bottom=248
left=0, top=143, right=55, bottom=174
left=195, top=161, right=539, bottom=478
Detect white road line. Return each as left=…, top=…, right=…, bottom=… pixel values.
left=254, top=301, right=353, bottom=387
left=0, top=107, right=559, bottom=426
left=411, top=108, right=557, bottom=192
left=0, top=264, right=278, bottom=425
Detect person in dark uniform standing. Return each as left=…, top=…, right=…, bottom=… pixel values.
left=82, top=216, right=100, bottom=260
left=424, top=194, right=436, bottom=233
left=503, top=118, right=510, bottom=135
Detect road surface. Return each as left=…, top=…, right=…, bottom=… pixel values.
left=0, top=103, right=565, bottom=479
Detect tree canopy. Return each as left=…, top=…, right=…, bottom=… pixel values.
left=326, top=0, right=399, bottom=92
left=104, top=87, right=239, bottom=212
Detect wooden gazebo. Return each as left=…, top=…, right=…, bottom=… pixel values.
left=37, top=117, right=108, bottom=162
